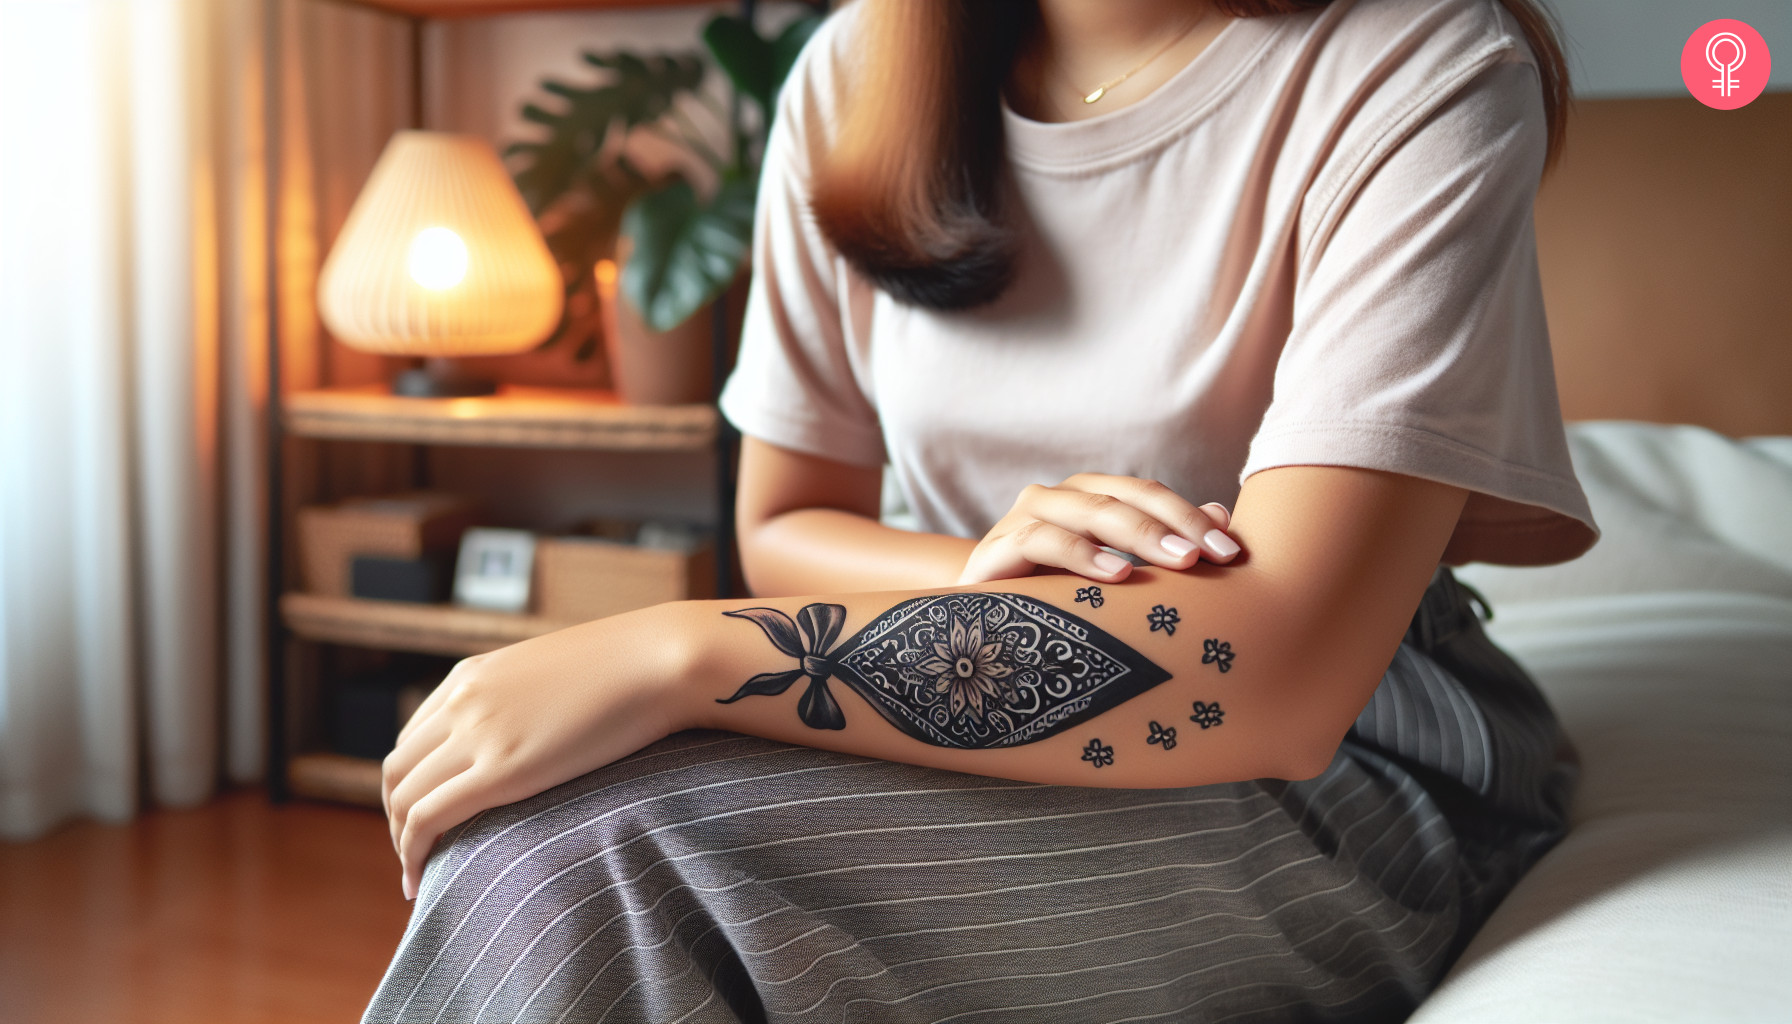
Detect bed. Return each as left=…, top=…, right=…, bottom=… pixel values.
left=1408, top=423, right=1792, bottom=1021
left=1404, top=93, right=1791, bottom=1022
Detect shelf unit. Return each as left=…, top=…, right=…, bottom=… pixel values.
left=268, top=0, right=767, bottom=807
left=273, top=383, right=731, bottom=805
left=281, top=592, right=577, bottom=657
left=285, top=385, right=717, bottom=451
left=288, top=752, right=387, bottom=807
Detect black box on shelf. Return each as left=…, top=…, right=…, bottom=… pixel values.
left=351, top=554, right=452, bottom=603
left=329, top=667, right=437, bottom=761
left=332, top=680, right=400, bottom=761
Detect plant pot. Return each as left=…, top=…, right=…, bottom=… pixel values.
left=599, top=239, right=714, bottom=406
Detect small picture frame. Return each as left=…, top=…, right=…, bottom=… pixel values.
left=453, top=528, right=536, bottom=612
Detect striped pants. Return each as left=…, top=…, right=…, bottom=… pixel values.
left=365, top=571, right=1571, bottom=1023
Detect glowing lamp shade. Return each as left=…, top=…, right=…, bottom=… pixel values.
left=408, top=226, right=469, bottom=290
left=317, top=131, right=561, bottom=358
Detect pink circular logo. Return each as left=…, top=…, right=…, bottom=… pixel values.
left=1681, top=19, right=1771, bottom=110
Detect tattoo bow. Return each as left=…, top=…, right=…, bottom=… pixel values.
left=719, top=604, right=849, bottom=730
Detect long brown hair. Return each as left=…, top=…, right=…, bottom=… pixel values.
left=811, top=0, right=1571, bottom=310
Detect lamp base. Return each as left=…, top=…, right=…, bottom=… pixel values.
left=392, top=358, right=498, bottom=398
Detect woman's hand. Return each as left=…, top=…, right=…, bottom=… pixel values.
left=958, top=474, right=1240, bottom=585
left=381, top=606, right=690, bottom=900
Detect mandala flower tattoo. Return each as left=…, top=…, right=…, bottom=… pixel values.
left=1082, top=738, right=1114, bottom=768
left=1202, top=638, right=1235, bottom=673
left=1074, top=586, right=1105, bottom=608
left=918, top=615, right=1015, bottom=722
left=1146, top=721, right=1177, bottom=750
left=1190, top=700, right=1225, bottom=729
left=1147, top=604, right=1180, bottom=635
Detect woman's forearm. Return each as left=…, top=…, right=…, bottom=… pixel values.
left=666, top=467, right=1464, bottom=790
left=667, top=568, right=1311, bottom=788
left=382, top=468, right=1462, bottom=893
left=743, top=507, right=977, bottom=595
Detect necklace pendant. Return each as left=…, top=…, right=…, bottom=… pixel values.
left=1082, top=86, right=1107, bottom=104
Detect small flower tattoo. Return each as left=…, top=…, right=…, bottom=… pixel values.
left=1202, top=638, right=1235, bottom=673
left=1075, top=586, right=1105, bottom=609
left=1146, top=721, right=1177, bottom=750
left=1082, top=738, right=1114, bottom=768
left=1147, top=604, right=1180, bottom=636
left=1190, top=700, right=1225, bottom=729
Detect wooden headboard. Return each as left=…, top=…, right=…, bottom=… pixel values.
left=1534, top=92, right=1791, bottom=437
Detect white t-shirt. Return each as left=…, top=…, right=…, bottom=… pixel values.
left=719, top=0, right=1598, bottom=566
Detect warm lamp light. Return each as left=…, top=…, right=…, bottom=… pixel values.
left=408, top=226, right=469, bottom=290
left=317, top=130, right=563, bottom=396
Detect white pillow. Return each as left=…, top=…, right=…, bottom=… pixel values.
left=1460, top=423, right=1792, bottom=605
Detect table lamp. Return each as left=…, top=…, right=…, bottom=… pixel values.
left=318, top=131, right=563, bottom=397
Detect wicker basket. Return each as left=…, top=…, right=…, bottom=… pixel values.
left=534, top=536, right=715, bottom=623
left=298, top=493, right=479, bottom=597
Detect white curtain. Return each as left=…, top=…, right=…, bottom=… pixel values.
left=0, top=0, right=409, bottom=840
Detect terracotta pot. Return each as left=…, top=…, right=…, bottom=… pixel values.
left=598, top=239, right=716, bottom=406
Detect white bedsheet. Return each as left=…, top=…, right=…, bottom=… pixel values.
left=1413, top=423, right=1792, bottom=1023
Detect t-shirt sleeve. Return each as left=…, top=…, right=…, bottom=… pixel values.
left=1241, top=57, right=1597, bottom=566
left=717, top=22, right=886, bottom=468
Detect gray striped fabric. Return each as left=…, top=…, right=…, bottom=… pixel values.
left=364, top=571, right=1572, bottom=1023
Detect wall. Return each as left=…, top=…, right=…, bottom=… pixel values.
left=1548, top=0, right=1789, bottom=98
left=1534, top=93, right=1792, bottom=437
left=1480, top=0, right=1791, bottom=432
left=426, top=3, right=808, bottom=149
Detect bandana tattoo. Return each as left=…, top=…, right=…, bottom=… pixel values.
left=720, top=593, right=1173, bottom=750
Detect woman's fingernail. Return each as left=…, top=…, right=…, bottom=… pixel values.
left=403, top=875, right=416, bottom=901
left=1160, top=535, right=1196, bottom=558
left=1202, top=530, right=1241, bottom=559
left=1092, top=552, right=1130, bottom=575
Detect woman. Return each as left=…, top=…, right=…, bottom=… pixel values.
left=369, top=0, right=1596, bottom=1020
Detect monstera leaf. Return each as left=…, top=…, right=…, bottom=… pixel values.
left=507, top=11, right=822, bottom=341
left=701, top=11, right=823, bottom=117
left=506, top=52, right=706, bottom=215
left=620, top=175, right=755, bottom=332
left=584, top=51, right=706, bottom=128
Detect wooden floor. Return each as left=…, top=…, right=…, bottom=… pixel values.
left=0, top=789, right=410, bottom=1024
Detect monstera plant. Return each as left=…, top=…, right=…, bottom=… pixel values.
left=507, top=9, right=823, bottom=355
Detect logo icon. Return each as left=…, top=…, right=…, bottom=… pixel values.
left=1681, top=20, right=1771, bottom=110
left=1708, top=32, right=1747, bottom=97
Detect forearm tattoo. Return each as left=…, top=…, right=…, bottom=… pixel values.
left=1146, top=720, right=1177, bottom=750
left=1202, top=638, right=1235, bottom=672
left=1147, top=604, right=1180, bottom=635
left=720, top=592, right=1172, bottom=749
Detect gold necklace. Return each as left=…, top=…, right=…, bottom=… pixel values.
left=1069, top=10, right=1209, bottom=105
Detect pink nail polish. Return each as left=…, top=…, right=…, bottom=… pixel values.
left=1092, top=552, right=1130, bottom=576
left=1161, top=535, right=1196, bottom=558
left=1202, top=529, right=1241, bottom=559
